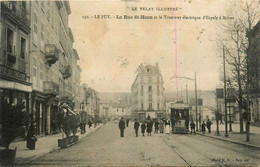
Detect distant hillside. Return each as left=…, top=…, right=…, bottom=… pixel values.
left=165, top=90, right=216, bottom=108
left=99, top=92, right=131, bottom=103
left=99, top=90, right=216, bottom=108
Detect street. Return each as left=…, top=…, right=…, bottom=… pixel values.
left=21, top=122, right=260, bottom=166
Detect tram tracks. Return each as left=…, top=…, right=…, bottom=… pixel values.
left=162, top=136, right=227, bottom=167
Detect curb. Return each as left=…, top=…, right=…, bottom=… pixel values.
left=197, top=133, right=260, bottom=150
left=17, top=124, right=104, bottom=165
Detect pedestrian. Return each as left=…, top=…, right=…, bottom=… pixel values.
left=220, top=116, right=223, bottom=124
left=190, top=121, right=196, bottom=134
left=165, top=119, right=170, bottom=134
left=202, top=121, right=206, bottom=134
left=26, top=122, right=37, bottom=150
left=126, top=118, right=129, bottom=127
left=118, top=117, right=126, bottom=137
left=141, top=122, right=146, bottom=136
left=159, top=120, right=164, bottom=133
left=134, top=119, right=140, bottom=137
left=207, top=119, right=212, bottom=133
left=83, top=123, right=86, bottom=133
left=88, top=120, right=92, bottom=129
left=154, top=120, right=159, bottom=134
left=146, top=120, right=152, bottom=136
left=80, top=123, right=84, bottom=134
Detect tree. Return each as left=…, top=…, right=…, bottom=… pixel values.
left=217, top=0, right=260, bottom=133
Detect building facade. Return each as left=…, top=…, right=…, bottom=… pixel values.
left=1, top=1, right=83, bottom=137
left=131, top=63, right=165, bottom=120
left=82, top=85, right=100, bottom=122
left=0, top=1, right=32, bottom=129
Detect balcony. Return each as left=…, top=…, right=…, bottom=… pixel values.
left=1, top=2, right=30, bottom=32
left=0, top=64, right=31, bottom=85
left=62, top=65, right=72, bottom=79
left=43, top=81, right=59, bottom=96
left=60, top=90, right=74, bottom=102
left=45, top=44, right=60, bottom=66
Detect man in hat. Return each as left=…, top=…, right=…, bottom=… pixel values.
left=134, top=119, right=140, bottom=137
left=118, top=117, right=126, bottom=137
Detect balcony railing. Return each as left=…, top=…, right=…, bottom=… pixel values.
left=43, top=81, right=59, bottom=95
left=60, top=90, right=74, bottom=102
left=0, top=64, right=30, bottom=85
left=1, top=2, right=30, bottom=28
left=62, top=65, right=72, bottom=79
left=45, top=44, right=60, bottom=66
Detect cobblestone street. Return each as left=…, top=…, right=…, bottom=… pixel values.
left=18, top=122, right=260, bottom=166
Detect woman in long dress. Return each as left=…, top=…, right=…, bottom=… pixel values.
left=165, top=120, right=170, bottom=134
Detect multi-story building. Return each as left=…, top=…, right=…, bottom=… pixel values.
left=0, top=1, right=31, bottom=124
left=29, top=1, right=76, bottom=135
left=249, top=20, right=260, bottom=125
left=131, top=63, right=165, bottom=120
left=82, top=85, right=100, bottom=121
left=99, top=103, right=109, bottom=119
left=1, top=1, right=82, bottom=136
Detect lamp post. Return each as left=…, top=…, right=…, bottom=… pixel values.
left=171, top=72, right=198, bottom=131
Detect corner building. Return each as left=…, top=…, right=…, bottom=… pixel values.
left=131, top=63, right=165, bottom=120
left=0, top=1, right=31, bottom=126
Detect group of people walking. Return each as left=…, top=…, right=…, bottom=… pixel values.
left=190, top=119, right=212, bottom=134
left=118, top=117, right=171, bottom=137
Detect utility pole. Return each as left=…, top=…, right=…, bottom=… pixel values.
left=195, top=72, right=198, bottom=131
left=228, top=104, right=233, bottom=132
left=223, top=45, right=228, bottom=137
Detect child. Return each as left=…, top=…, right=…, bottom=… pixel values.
left=141, top=122, right=146, bottom=136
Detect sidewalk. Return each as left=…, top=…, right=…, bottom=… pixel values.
left=198, top=123, right=260, bottom=149
left=2, top=124, right=103, bottom=165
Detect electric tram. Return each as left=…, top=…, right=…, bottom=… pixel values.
left=170, top=101, right=191, bottom=134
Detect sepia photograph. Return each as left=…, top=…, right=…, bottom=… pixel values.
left=0, top=0, right=260, bottom=166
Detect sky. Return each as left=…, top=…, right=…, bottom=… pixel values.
left=68, top=0, right=235, bottom=93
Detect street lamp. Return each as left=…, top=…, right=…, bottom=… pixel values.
left=171, top=72, right=198, bottom=131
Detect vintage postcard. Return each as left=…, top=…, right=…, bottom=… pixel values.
left=0, top=0, right=259, bottom=166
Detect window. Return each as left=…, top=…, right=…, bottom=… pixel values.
left=157, top=103, right=160, bottom=110
left=141, top=85, right=143, bottom=96
left=40, top=22, right=44, bottom=49
left=141, top=103, right=144, bottom=110
left=157, top=85, right=159, bottom=95
left=33, top=12, right=37, bottom=45
left=32, top=57, right=37, bottom=77
left=20, top=38, right=26, bottom=59
left=7, top=29, right=14, bottom=53
left=149, top=103, right=152, bottom=110
left=148, top=76, right=152, bottom=82
left=22, top=1, right=26, bottom=10
left=40, top=62, right=43, bottom=80
left=149, top=95, right=152, bottom=102
left=149, top=85, right=152, bottom=92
